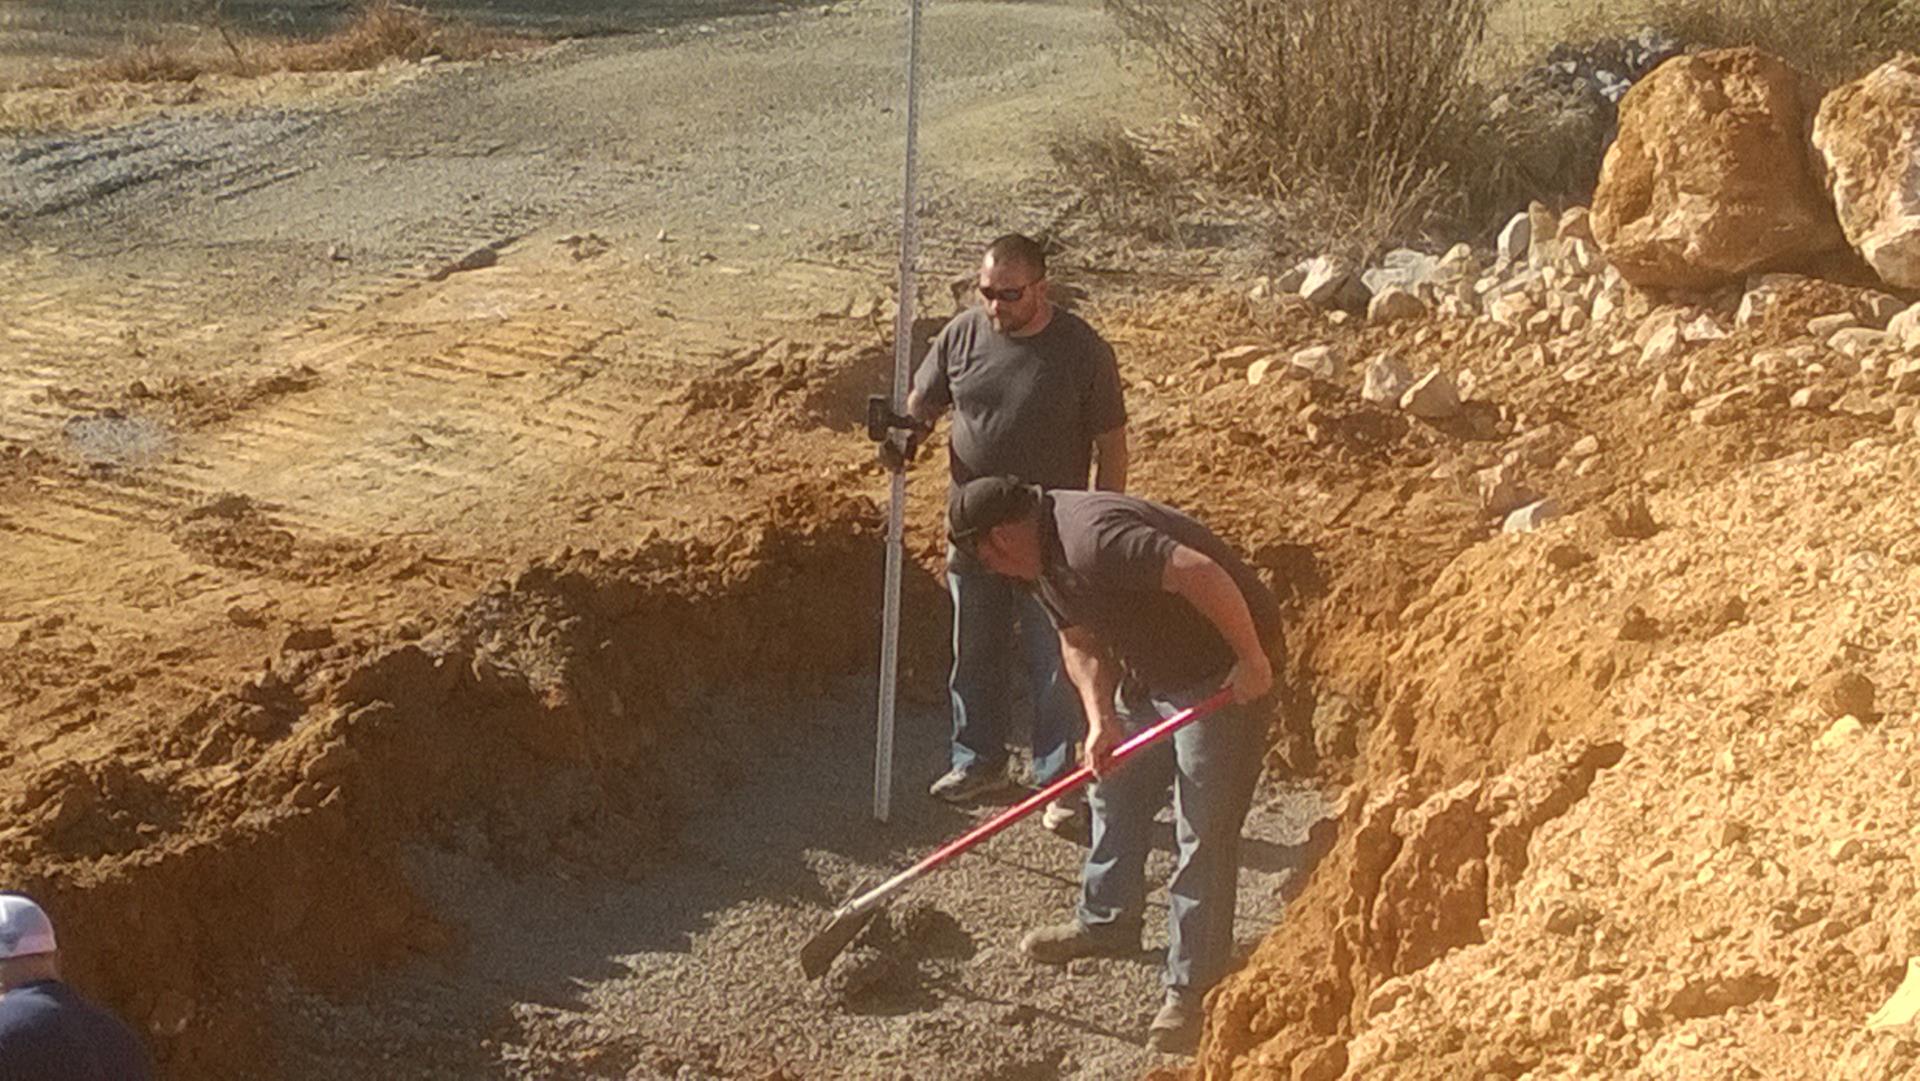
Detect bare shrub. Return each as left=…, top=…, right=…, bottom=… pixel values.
left=1048, top=125, right=1190, bottom=244
left=1106, top=0, right=1497, bottom=259
left=1641, top=0, right=1920, bottom=85
left=40, top=0, right=535, bottom=89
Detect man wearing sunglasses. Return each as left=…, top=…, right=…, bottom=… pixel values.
left=945, top=475, right=1282, bottom=1054
left=905, top=234, right=1129, bottom=835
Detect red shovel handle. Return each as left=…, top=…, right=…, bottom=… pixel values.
left=869, top=689, right=1232, bottom=906
left=800, top=688, right=1235, bottom=978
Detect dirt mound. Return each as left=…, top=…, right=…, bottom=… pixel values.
left=1, top=484, right=891, bottom=1077
left=1083, top=267, right=1920, bottom=1076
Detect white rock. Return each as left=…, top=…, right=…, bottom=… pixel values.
left=1361, top=354, right=1415, bottom=405
left=1887, top=303, right=1920, bottom=345
left=1488, top=292, right=1536, bottom=330
left=1642, top=325, right=1686, bottom=364
left=1735, top=289, right=1773, bottom=328
left=1503, top=498, right=1561, bottom=534
left=1815, top=715, right=1866, bottom=750
left=1368, top=286, right=1428, bottom=324
left=1830, top=327, right=1893, bottom=358
left=1400, top=370, right=1462, bottom=419
left=1561, top=306, right=1590, bottom=334
left=1290, top=344, right=1346, bottom=381
left=1567, top=435, right=1601, bottom=458
left=1808, top=312, right=1862, bottom=337
left=1791, top=385, right=1836, bottom=410
left=1592, top=291, right=1621, bottom=325
left=1498, top=211, right=1532, bottom=267
left=1247, top=276, right=1273, bottom=302
left=1888, top=355, right=1920, bottom=393
left=1299, top=255, right=1356, bottom=308
left=1276, top=262, right=1310, bottom=294
left=1561, top=236, right=1602, bottom=276
left=1435, top=242, right=1480, bottom=282
left=1682, top=314, right=1727, bottom=342
left=1246, top=357, right=1279, bottom=386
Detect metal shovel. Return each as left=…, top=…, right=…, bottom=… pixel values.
left=799, top=689, right=1233, bottom=978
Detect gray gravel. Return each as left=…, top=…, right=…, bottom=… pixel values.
left=272, top=681, right=1329, bottom=1080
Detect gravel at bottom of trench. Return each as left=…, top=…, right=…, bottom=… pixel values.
left=273, top=681, right=1332, bottom=1080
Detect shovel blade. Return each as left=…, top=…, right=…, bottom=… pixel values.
left=798, top=902, right=882, bottom=980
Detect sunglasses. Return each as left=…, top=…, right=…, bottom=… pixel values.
left=978, top=280, right=1040, bottom=303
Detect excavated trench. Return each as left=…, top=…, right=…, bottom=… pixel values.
left=10, top=484, right=1329, bottom=1080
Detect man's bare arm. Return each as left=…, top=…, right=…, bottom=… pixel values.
left=1059, top=624, right=1126, bottom=776
left=1161, top=544, right=1272, bottom=702
left=1093, top=425, right=1129, bottom=493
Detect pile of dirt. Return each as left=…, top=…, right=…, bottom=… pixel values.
left=0, top=483, right=898, bottom=1078
left=1062, top=261, right=1920, bottom=1075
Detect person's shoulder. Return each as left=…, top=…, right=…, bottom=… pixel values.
left=0, top=983, right=59, bottom=1032
left=1046, top=307, right=1110, bottom=349
left=938, top=307, right=989, bottom=339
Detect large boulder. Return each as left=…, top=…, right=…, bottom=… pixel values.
left=1591, top=48, right=1844, bottom=290
left=1813, top=55, right=1920, bottom=289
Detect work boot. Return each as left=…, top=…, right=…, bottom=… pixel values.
left=928, top=764, right=1012, bottom=803
left=1040, top=794, right=1089, bottom=843
left=1018, top=920, right=1138, bottom=965
left=1147, top=989, right=1203, bottom=1054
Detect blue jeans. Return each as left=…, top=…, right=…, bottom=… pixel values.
left=947, top=548, right=1084, bottom=785
left=1078, top=676, right=1265, bottom=995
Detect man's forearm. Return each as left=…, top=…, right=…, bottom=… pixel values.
left=1059, top=629, right=1121, bottom=725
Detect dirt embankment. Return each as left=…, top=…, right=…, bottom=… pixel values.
left=2, top=480, right=937, bottom=1077
left=1116, top=273, right=1920, bottom=1077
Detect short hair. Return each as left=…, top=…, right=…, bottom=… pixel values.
left=984, top=233, right=1047, bottom=279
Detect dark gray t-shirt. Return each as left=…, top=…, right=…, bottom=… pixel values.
left=912, top=306, right=1126, bottom=491
left=1034, top=491, right=1283, bottom=693
left=0, top=981, right=152, bottom=1081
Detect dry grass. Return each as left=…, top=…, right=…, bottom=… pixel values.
left=1637, top=0, right=1920, bottom=85
left=1105, top=0, right=1498, bottom=260
left=1048, top=125, right=1191, bottom=245
left=28, top=0, right=537, bottom=89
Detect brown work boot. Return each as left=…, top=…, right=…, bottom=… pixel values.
left=1017, top=920, right=1137, bottom=965
left=1146, top=989, right=1203, bottom=1054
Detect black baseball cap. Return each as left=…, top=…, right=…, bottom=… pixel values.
left=948, top=476, right=1040, bottom=549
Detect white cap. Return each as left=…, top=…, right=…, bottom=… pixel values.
left=0, top=895, right=57, bottom=960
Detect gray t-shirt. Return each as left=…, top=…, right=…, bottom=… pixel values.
left=912, top=306, right=1126, bottom=491
left=1034, top=491, right=1283, bottom=693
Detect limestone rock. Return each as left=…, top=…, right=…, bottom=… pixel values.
left=1504, top=498, right=1562, bottom=534
left=1489, top=292, right=1537, bottom=330
left=1498, top=211, right=1532, bottom=268
left=1592, top=48, right=1845, bottom=289
left=1643, top=324, right=1686, bottom=364
left=1808, top=312, right=1862, bottom=337
left=1400, top=370, right=1462, bottom=419
left=1291, top=344, right=1346, bottom=382
left=1829, top=327, right=1892, bottom=358
left=1812, top=55, right=1920, bottom=288
left=1362, top=354, right=1415, bottom=405
left=1300, top=255, right=1357, bottom=308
